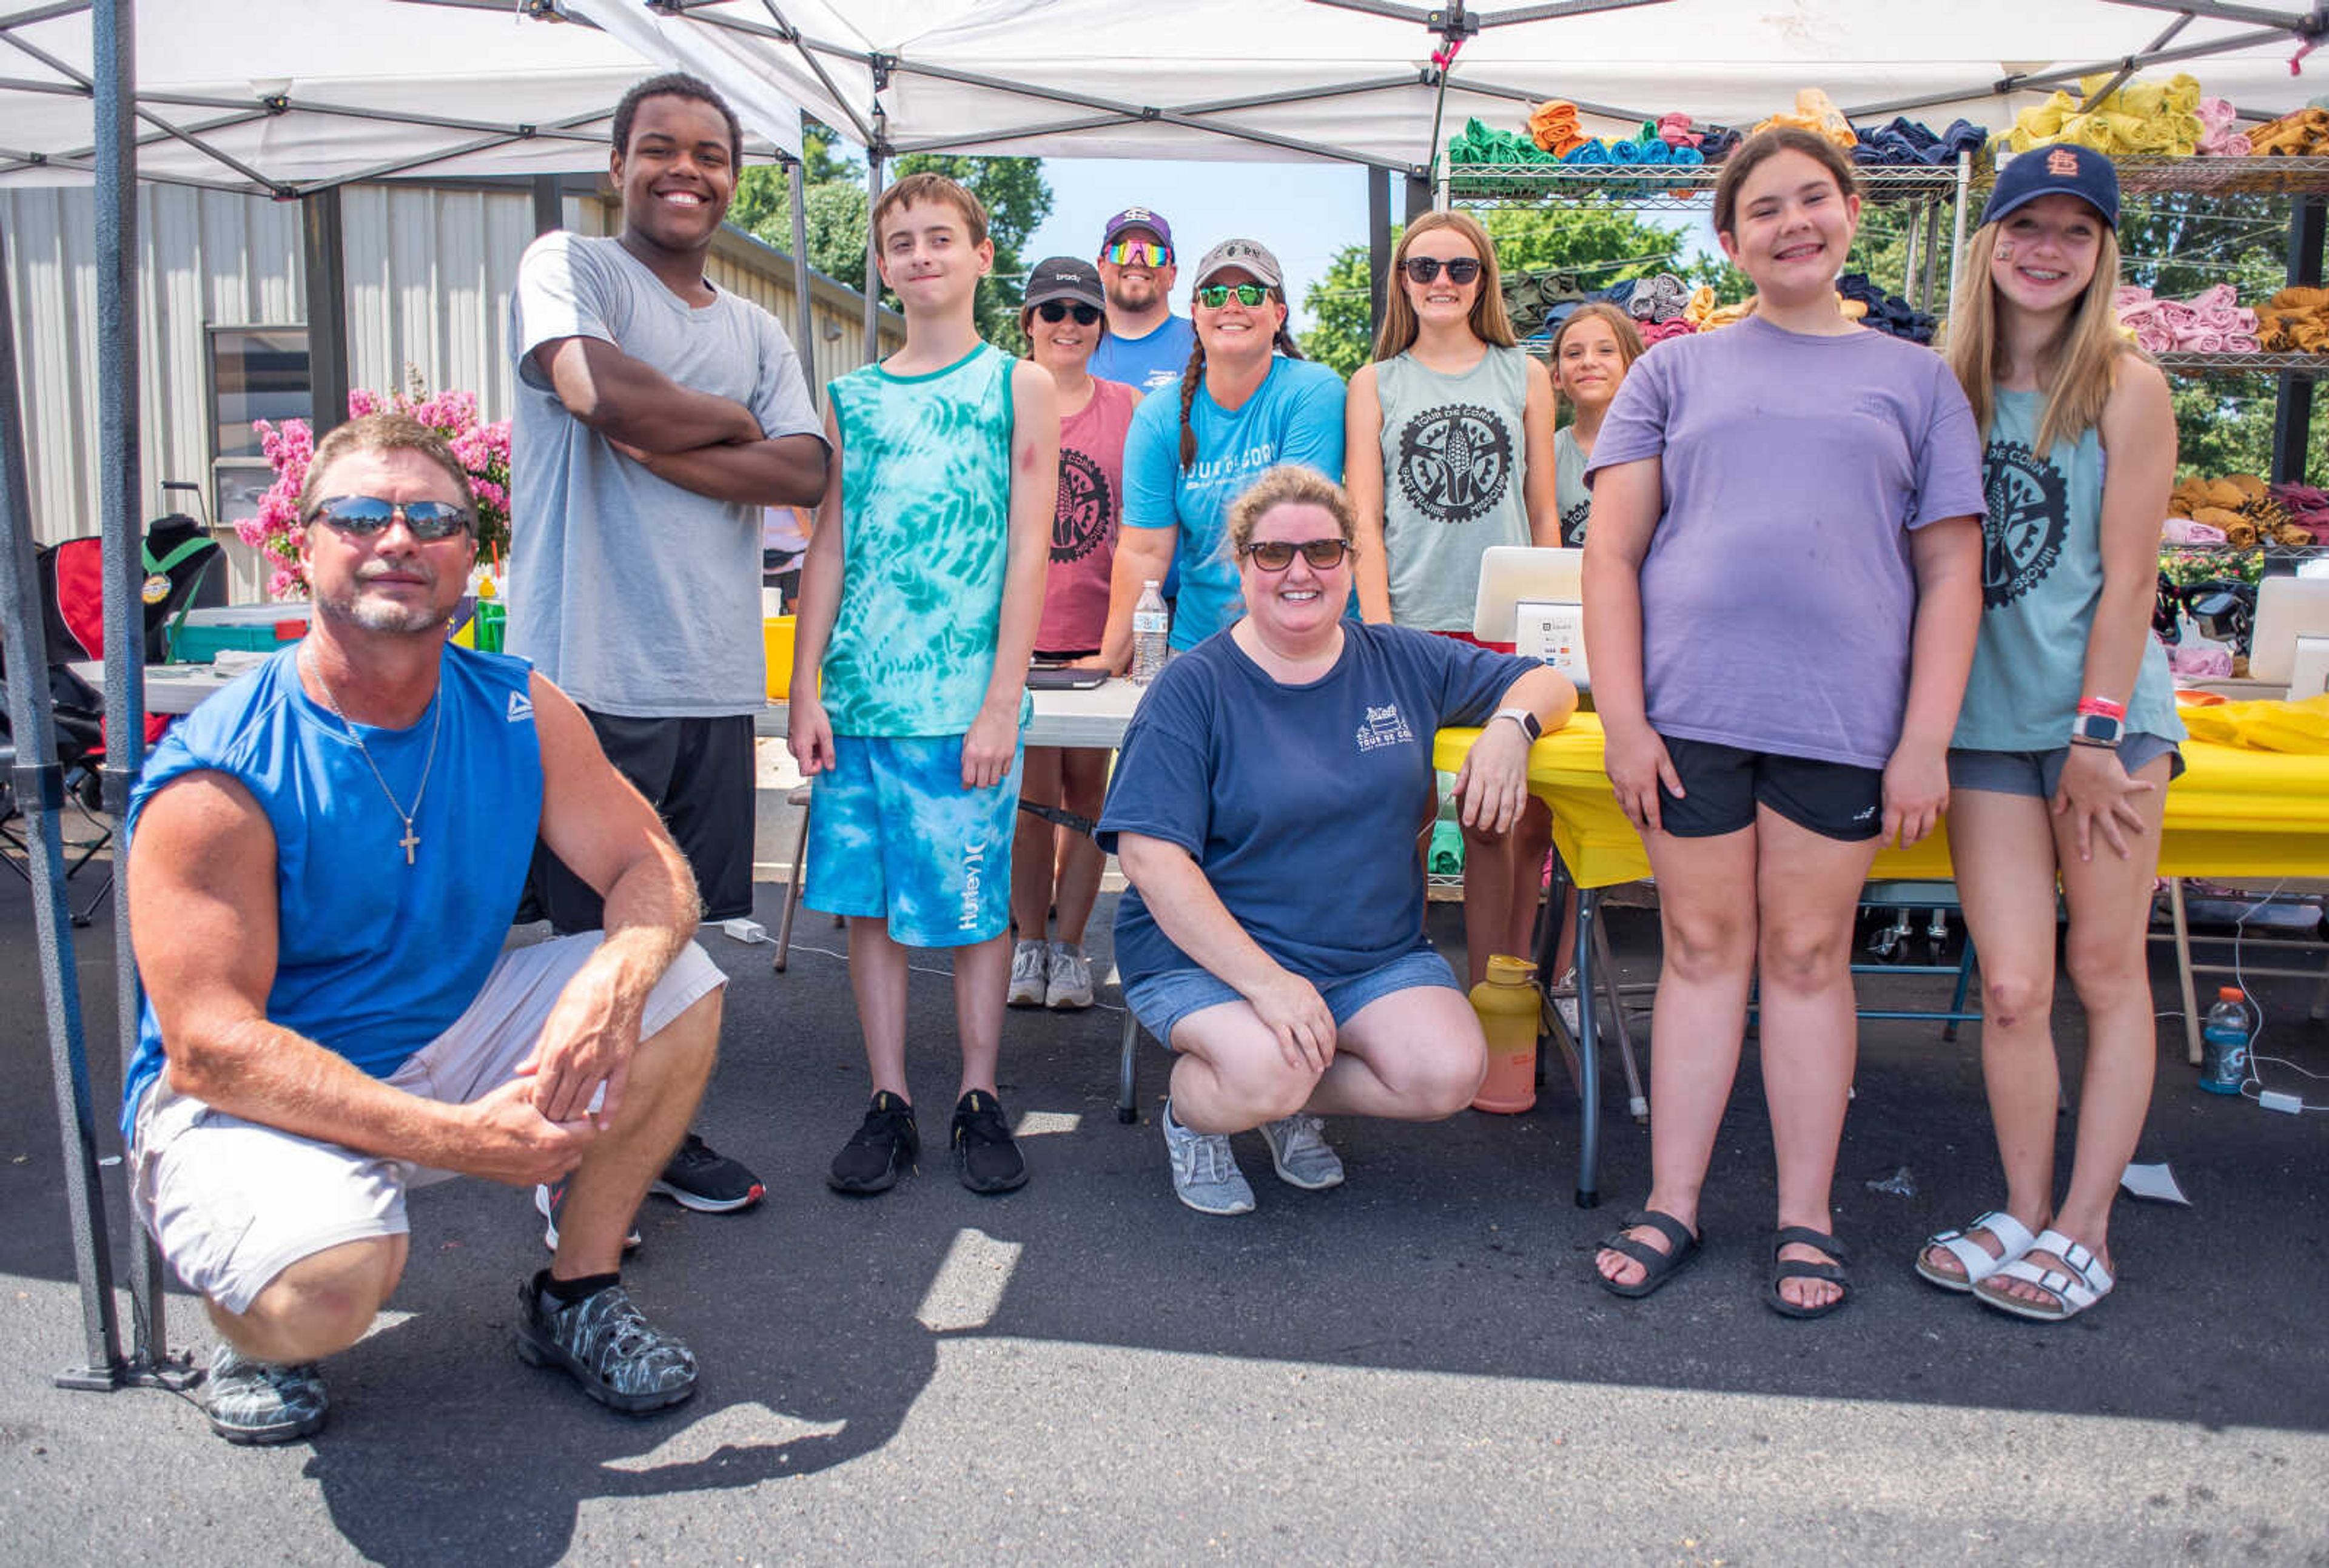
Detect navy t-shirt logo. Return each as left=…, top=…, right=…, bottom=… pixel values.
left=1981, top=439, right=2069, bottom=609
left=1355, top=701, right=1416, bottom=753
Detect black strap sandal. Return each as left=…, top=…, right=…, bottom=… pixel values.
left=1767, top=1225, right=1852, bottom=1319
left=1595, top=1210, right=1703, bottom=1299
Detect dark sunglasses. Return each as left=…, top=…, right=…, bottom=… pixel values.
left=306, top=495, right=473, bottom=541
left=1034, top=300, right=1102, bottom=325
left=1242, top=537, right=1350, bottom=571
left=1196, top=282, right=1273, bottom=309
left=1402, top=255, right=1483, bottom=285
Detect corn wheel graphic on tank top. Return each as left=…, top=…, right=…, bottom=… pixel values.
left=1952, top=386, right=2183, bottom=752
left=1037, top=377, right=1140, bottom=654
left=1374, top=345, right=1533, bottom=631
left=825, top=343, right=1017, bottom=737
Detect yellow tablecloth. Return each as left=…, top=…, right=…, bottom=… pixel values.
left=1435, top=714, right=2329, bottom=890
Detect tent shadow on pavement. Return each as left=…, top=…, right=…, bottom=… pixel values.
left=4, top=880, right=2326, bottom=1561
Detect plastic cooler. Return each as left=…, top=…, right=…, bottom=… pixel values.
left=170, top=604, right=309, bottom=663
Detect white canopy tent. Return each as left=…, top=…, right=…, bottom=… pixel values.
left=8, top=0, right=2329, bottom=1395
left=541, top=0, right=2329, bottom=170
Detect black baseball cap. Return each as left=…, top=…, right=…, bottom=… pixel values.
left=1982, top=143, right=2120, bottom=229
left=1023, top=255, right=1106, bottom=312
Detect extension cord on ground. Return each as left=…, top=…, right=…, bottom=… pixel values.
left=2259, top=1088, right=2305, bottom=1115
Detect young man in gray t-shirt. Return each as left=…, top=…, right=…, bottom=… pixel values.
left=508, top=73, right=827, bottom=1222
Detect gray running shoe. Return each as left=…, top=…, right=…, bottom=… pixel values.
left=1007, top=939, right=1049, bottom=1008
left=1160, top=1100, right=1255, bottom=1216
left=1045, top=940, right=1095, bottom=1010
left=1260, top=1112, right=1346, bottom=1191
left=204, top=1343, right=327, bottom=1445
left=513, top=1273, right=697, bottom=1414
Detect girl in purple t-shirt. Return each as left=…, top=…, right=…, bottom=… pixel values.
left=1007, top=259, right=1141, bottom=1012
left=1581, top=129, right=1985, bottom=1317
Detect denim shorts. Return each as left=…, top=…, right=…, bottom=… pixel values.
left=1947, top=733, right=2183, bottom=799
left=1124, top=946, right=1462, bottom=1048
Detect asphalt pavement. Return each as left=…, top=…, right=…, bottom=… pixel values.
left=2, top=878, right=2325, bottom=1565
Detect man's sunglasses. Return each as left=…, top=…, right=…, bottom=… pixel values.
left=1103, top=240, right=1172, bottom=268
left=306, top=496, right=473, bottom=541
left=1035, top=300, right=1102, bottom=325
left=1402, top=255, right=1484, bottom=285
left=1242, top=537, right=1350, bottom=571
left=1196, top=282, right=1274, bottom=309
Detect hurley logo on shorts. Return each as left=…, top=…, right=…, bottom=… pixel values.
left=506, top=689, right=534, bottom=722
left=1355, top=702, right=1415, bottom=753
left=959, top=835, right=990, bottom=930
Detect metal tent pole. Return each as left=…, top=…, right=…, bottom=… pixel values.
left=1368, top=167, right=1392, bottom=343
left=0, top=53, right=121, bottom=1391
left=789, top=121, right=816, bottom=409
left=302, top=186, right=350, bottom=428
left=92, top=0, right=184, bottom=1386
left=861, top=133, right=884, bottom=364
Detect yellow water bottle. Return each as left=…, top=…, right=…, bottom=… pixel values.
left=1470, top=952, right=1539, bottom=1114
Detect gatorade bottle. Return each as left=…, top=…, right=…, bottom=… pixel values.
left=2200, top=986, right=2253, bottom=1095
left=1131, top=580, right=1169, bottom=685
left=1470, top=953, right=1539, bottom=1114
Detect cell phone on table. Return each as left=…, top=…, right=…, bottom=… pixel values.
left=1026, top=664, right=1107, bottom=691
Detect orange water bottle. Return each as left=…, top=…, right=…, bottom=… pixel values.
left=1470, top=952, right=1539, bottom=1114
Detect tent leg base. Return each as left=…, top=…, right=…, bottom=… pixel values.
left=53, top=1348, right=202, bottom=1393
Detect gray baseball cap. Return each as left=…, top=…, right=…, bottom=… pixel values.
left=1191, top=237, right=1283, bottom=290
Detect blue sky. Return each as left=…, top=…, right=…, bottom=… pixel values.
left=1020, top=157, right=1373, bottom=332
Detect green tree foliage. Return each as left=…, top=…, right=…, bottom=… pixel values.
left=1299, top=202, right=1696, bottom=377
left=730, top=125, right=1054, bottom=355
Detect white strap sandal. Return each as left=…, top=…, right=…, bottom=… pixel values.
left=1974, top=1228, right=2114, bottom=1322
left=1914, top=1210, right=2037, bottom=1293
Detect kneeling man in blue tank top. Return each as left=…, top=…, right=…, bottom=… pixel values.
left=121, top=412, right=726, bottom=1444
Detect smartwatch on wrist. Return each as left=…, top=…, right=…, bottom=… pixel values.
left=2069, top=710, right=2122, bottom=748
left=1491, top=707, right=1542, bottom=743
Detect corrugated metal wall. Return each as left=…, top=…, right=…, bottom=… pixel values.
left=3, top=182, right=897, bottom=603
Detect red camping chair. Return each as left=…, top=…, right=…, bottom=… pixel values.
left=1, top=516, right=218, bottom=924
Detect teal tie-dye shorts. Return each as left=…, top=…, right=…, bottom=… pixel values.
left=802, top=733, right=1026, bottom=947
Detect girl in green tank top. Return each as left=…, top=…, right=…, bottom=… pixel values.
left=1927, top=146, right=2179, bottom=1324
left=1343, top=211, right=1559, bottom=992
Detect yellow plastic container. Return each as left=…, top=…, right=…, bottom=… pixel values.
left=1470, top=952, right=1539, bottom=1114
left=764, top=614, right=796, bottom=698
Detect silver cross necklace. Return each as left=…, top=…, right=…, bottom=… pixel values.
left=302, top=643, right=442, bottom=867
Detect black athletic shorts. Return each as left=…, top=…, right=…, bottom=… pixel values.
left=1656, top=733, right=1884, bottom=844
left=523, top=708, right=758, bottom=929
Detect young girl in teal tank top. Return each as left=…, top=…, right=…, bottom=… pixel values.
left=1926, top=145, right=2181, bottom=1324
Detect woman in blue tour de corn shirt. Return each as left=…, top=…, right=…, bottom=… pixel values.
left=1582, top=128, right=1985, bottom=1317
left=1099, top=466, right=1571, bottom=1219
left=1921, top=146, right=2183, bottom=1325
left=1099, top=238, right=1345, bottom=670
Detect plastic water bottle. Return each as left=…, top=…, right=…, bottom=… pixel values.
left=1130, top=580, right=1169, bottom=685
left=2200, top=986, right=2253, bottom=1095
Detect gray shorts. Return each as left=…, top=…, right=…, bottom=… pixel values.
left=1946, top=733, right=2184, bottom=799
left=127, top=934, right=725, bottom=1315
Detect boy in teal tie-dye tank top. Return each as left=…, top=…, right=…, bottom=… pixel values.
left=790, top=173, right=1060, bottom=1198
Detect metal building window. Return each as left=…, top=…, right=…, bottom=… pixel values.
left=208, top=325, right=309, bottom=522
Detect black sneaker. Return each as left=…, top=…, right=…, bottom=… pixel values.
left=827, top=1092, right=918, bottom=1194
left=534, top=1179, right=642, bottom=1255
left=951, top=1090, right=1029, bottom=1194
left=650, top=1131, right=765, bottom=1213
left=513, top=1271, right=697, bottom=1414
left=203, top=1344, right=327, bottom=1444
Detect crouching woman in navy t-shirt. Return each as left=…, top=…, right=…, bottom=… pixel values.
left=1098, top=466, right=1575, bottom=1216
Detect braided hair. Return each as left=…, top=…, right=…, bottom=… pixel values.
left=1177, top=288, right=1305, bottom=470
